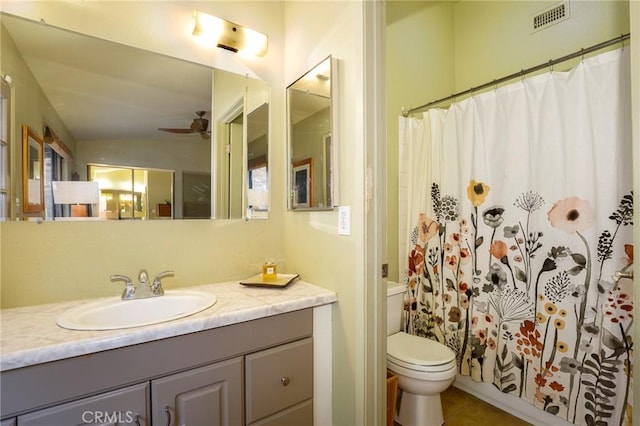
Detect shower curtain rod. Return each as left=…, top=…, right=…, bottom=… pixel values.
left=402, top=33, right=631, bottom=117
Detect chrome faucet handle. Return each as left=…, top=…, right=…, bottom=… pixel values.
left=110, top=274, right=135, bottom=300
left=138, top=269, right=149, bottom=285
left=151, top=270, right=174, bottom=295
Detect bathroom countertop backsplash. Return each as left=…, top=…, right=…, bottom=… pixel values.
left=0, top=280, right=337, bottom=372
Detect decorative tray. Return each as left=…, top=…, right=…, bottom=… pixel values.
left=239, top=273, right=300, bottom=288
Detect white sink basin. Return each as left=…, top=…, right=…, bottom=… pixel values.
left=56, top=290, right=217, bottom=331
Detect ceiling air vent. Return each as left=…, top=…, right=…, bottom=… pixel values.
left=532, top=2, right=569, bottom=33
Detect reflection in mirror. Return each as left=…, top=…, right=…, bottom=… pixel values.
left=287, top=56, right=336, bottom=211
left=88, top=165, right=175, bottom=220
left=213, top=70, right=269, bottom=219
left=246, top=102, right=269, bottom=218
left=1, top=12, right=268, bottom=221
left=22, top=125, right=43, bottom=213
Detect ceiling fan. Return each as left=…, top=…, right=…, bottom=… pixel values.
left=158, top=111, right=210, bottom=136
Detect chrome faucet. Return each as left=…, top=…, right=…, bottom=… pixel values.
left=110, top=269, right=174, bottom=300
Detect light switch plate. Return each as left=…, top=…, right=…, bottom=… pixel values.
left=338, top=206, right=351, bottom=235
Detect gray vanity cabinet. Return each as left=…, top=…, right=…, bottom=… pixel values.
left=17, top=383, right=149, bottom=426
left=151, top=357, right=243, bottom=426
left=0, top=309, right=314, bottom=426
left=245, top=338, right=313, bottom=425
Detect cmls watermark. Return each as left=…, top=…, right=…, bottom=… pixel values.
left=81, top=411, right=138, bottom=424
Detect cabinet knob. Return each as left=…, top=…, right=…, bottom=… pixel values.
left=281, top=376, right=290, bottom=386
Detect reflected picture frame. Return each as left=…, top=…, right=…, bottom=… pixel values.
left=22, top=125, right=44, bottom=213
left=292, top=158, right=313, bottom=208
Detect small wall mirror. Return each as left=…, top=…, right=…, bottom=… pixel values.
left=22, top=125, right=44, bottom=213
left=287, top=56, right=336, bottom=211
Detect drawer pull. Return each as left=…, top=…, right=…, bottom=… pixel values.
left=165, top=406, right=172, bottom=426
left=281, top=376, right=290, bottom=386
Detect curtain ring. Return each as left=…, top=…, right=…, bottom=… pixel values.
left=548, top=60, right=554, bottom=73
left=520, top=70, right=526, bottom=83
left=493, top=79, right=498, bottom=91
left=620, top=33, right=625, bottom=51
left=581, top=48, right=585, bottom=63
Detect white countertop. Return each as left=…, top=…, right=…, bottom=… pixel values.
left=0, top=280, right=337, bottom=372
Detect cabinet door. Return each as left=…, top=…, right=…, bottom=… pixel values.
left=245, top=337, right=313, bottom=424
left=1, top=418, right=16, bottom=426
left=152, top=357, right=243, bottom=426
left=17, top=383, right=148, bottom=426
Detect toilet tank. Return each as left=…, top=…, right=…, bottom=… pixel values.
left=387, top=282, right=406, bottom=335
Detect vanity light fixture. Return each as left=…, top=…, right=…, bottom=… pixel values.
left=192, top=10, right=268, bottom=57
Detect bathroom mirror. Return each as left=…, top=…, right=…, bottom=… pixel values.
left=1, top=12, right=269, bottom=221
left=287, top=56, right=337, bottom=211
left=21, top=125, right=44, bottom=213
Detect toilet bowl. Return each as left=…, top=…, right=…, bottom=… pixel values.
left=387, top=283, right=457, bottom=426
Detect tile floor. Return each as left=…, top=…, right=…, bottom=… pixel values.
left=440, top=386, right=532, bottom=426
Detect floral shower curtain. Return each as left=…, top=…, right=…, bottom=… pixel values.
left=401, top=48, right=633, bottom=425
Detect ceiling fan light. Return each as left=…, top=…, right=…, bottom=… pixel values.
left=192, top=10, right=268, bottom=57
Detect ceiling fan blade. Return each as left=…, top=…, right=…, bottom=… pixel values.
left=158, top=128, right=196, bottom=134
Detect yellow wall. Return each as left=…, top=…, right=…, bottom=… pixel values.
left=1, top=2, right=371, bottom=425
left=386, top=0, right=630, bottom=283
left=386, top=1, right=456, bottom=282
left=387, top=0, right=637, bottom=422
left=0, top=1, right=287, bottom=307
left=453, top=1, right=631, bottom=90
left=283, top=2, right=365, bottom=424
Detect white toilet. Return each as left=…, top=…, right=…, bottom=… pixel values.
left=387, top=282, right=457, bottom=426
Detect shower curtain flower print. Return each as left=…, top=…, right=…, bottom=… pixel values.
left=406, top=182, right=633, bottom=426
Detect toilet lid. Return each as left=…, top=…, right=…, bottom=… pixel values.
left=387, top=332, right=456, bottom=367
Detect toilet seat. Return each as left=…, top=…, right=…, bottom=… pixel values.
left=387, top=332, right=456, bottom=373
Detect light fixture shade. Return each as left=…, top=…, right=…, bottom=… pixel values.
left=52, top=181, right=100, bottom=204
left=193, top=10, right=268, bottom=57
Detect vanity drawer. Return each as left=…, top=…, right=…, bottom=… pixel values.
left=250, top=400, right=313, bottom=426
left=245, top=337, right=313, bottom=424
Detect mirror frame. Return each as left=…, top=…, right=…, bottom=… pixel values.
left=22, top=125, right=44, bottom=213
left=286, top=55, right=338, bottom=211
